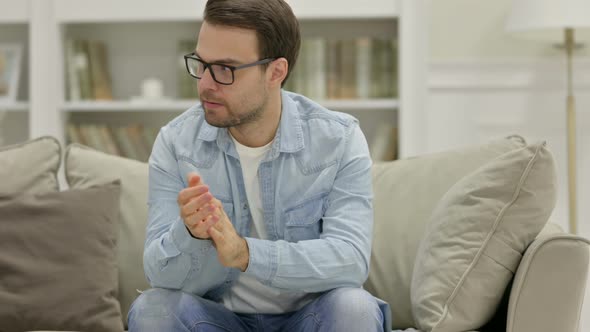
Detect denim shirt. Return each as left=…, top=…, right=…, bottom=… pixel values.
left=144, top=90, right=374, bottom=303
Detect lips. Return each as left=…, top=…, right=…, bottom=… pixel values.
left=202, top=100, right=224, bottom=109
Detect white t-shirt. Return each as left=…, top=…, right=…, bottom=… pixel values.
left=221, top=133, right=317, bottom=314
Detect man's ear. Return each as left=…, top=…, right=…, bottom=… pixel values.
left=267, top=58, right=288, bottom=87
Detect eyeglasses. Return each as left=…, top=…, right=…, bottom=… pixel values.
left=184, top=53, right=276, bottom=85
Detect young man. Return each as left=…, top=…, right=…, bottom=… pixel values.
left=128, top=0, right=390, bottom=331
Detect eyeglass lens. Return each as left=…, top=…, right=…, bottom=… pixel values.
left=187, top=58, right=233, bottom=84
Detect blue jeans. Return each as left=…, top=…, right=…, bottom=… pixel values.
left=128, top=287, right=390, bottom=332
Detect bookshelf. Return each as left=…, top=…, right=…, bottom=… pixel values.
left=62, top=99, right=398, bottom=113
left=0, top=0, right=30, bottom=146
left=0, top=102, right=29, bottom=112
left=13, top=0, right=429, bottom=162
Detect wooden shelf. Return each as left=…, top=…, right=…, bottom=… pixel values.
left=54, top=0, right=398, bottom=23
left=61, top=99, right=399, bottom=113
left=0, top=102, right=29, bottom=112
left=320, top=99, right=399, bottom=111
left=62, top=100, right=197, bottom=112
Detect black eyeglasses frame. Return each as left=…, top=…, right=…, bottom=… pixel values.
left=183, top=53, right=277, bottom=85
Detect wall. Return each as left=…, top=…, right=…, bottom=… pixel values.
left=428, top=1, right=590, bottom=331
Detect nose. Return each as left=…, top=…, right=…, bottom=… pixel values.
left=198, top=66, right=218, bottom=91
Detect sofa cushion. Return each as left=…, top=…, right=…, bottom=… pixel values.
left=365, top=135, right=527, bottom=330
left=0, top=136, right=61, bottom=197
left=0, top=181, right=123, bottom=332
left=64, top=143, right=149, bottom=327
left=411, top=141, right=557, bottom=331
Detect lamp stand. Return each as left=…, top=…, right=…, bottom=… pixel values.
left=565, top=28, right=578, bottom=234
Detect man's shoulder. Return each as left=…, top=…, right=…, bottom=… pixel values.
left=284, top=91, right=358, bottom=133
left=160, top=103, right=205, bottom=138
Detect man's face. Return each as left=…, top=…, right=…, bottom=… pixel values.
left=196, top=21, right=269, bottom=128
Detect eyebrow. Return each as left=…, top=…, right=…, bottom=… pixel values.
left=194, top=51, right=241, bottom=65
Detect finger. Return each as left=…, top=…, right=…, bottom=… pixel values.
left=188, top=214, right=219, bottom=237
left=211, top=197, right=223, bottom=209
left=182, top=194, right=215, bottom=218
left=177, top=184, right=209, bottom=206
left=184, top=202, right=216, bottom=226
left=187, top=172, right=201, bottom=187
left=207, top=223, right=224, bottom=246
left=184, top=209, right=205, bottom=228
left=209, top=206, right=227, bottom=231
left=208, top=198, right=229, bottom=222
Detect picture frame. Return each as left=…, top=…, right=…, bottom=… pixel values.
left=0, top=44, right=23, bottom=103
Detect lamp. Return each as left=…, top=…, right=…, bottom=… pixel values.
left=506, top=0, right=590, bottom=234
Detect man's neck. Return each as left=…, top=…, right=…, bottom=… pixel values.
left=229, top=91, right=281, bottom=148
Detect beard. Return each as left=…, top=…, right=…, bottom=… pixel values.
left=201, top=87, right=268, bottom=128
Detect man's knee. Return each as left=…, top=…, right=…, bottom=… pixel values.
left=127, top=288, right=200, bottom=331
left=321, top=287, right=383, bottom=330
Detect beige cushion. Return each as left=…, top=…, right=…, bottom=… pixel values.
left=0, top=181, right=123, bottom=332
left=365, top=135, right=527, bottom=330
left=0, top=136, right=60, bottom=197
left=65, top=144, right=150, bottom=328
left=507, top=233, right=590, bottom=332
left=411, top=141, right=557, bottom=332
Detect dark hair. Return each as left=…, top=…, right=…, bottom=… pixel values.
left=204, top=0, right=301, bottom=87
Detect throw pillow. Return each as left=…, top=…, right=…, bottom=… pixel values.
left=411, top=141, right=557, bottom=332
left=64, top=143, right=150, bottom=326
left=0, top=181, right=123, bottom=332
left=0, top=136, right=61, bottom=197
left=365, top=135, right=527, bottom=329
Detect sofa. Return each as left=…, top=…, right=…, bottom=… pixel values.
left=0, top=134, right=588, bottom=332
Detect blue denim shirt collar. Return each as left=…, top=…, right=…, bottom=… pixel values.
left=196, top=90, right=304, bottom=159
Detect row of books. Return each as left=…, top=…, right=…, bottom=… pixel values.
left=65, top=37, right=396, bottom=103
left=65, top=39, right=113, bottom=101
left=65, top=36, right=396, bottom=103
left=66, top=121, right=396, bottom=163
left=284, top=37, right=398, bottom=100
left=369, top=124, right=398, bottom=162
left=67, top=123, right=159, bottom=162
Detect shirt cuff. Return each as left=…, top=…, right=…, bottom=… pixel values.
left=243, top=237, right=278, bottom=285
left=170, top=217, right=212, bottom=254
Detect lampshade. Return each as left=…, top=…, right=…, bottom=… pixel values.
left=506, top=0, right=590, bottom=41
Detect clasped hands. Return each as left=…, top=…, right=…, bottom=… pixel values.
left=177, top=172, right=249, bottom=272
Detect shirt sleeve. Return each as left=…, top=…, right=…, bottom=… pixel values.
left=244, top=123, right=374, bottom=292
left=143, top=126, right=225, bottom=295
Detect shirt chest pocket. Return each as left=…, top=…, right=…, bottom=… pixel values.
left=219, top=200, right=234, bottom=224
left=283, top=195, right=326, bottom=242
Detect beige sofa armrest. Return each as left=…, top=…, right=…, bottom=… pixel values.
left=506, top=225, right=590, bottom=332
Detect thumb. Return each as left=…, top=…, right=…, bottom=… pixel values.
left=187, top=172, right=201, bottom=187
left=208, top=225, right=224, bottom=246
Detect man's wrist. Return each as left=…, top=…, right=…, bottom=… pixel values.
left=185, top=225, right=209, bottom=240
left=238, top=237, right=250, bottom=272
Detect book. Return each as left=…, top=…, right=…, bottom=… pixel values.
left=325, top=39, right=341, bottom=99
left=64, top=39, right=81, bottom=101
left=78, top=124, right=104, bottom=152
left=310, top=37, right=327, bottom=100
left=177, top=39, right=199, bottom=99
left=292, top=38, right=307, bottom=95
left=370, top=124, right=398, bottom=161
left=112, top=126, right=139, bottom=160
left=87, top=40, right=113, bottom=100
left=66, top=123, right=84, bottom=145
left=126, top=124, right=151, bottom=162
left=339, top=39, right=357, bottom=99
left=97, top=124, right=121, bottom=156
left=355, top=37, right=372, bottom=99
left=73, top=39, right=93, bottom=100
left=380, top=38, right=396, bottom=98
